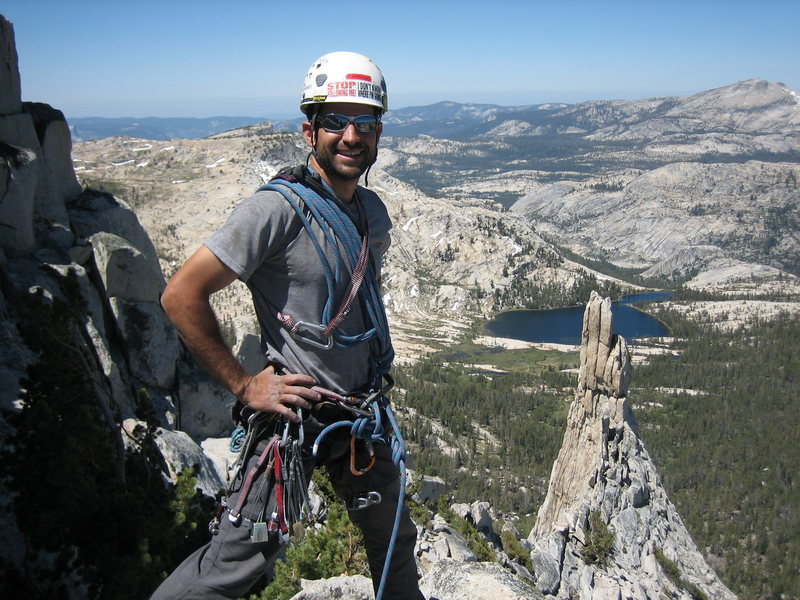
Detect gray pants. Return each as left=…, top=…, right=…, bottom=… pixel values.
left=150, top=425, right=424, bottom=600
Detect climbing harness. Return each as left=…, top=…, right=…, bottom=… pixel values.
left=221, top=377, right=408, bottom=600
left=308, top=375, right=408, bottom=600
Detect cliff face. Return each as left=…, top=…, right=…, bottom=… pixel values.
left=527, top=292, right=736, bottom=599
left=511, top=160, right=800, bottom=283
left=0, top=16, right=230, bottom=582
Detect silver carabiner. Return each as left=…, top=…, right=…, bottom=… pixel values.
left=288, top=321, right=334, bottom=350
left=349, top=491, right=382, bottom=511
left=281, top=419, right=291, bottom=447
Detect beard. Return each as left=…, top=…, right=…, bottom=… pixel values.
left=313, top=139, right=377, bottom=182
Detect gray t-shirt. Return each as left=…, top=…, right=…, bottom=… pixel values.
left=205, top=185, right=392, bottom=394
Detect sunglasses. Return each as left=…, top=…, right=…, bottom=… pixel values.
left=316, top=113, right=380, bottom=134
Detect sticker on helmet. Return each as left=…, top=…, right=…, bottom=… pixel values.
left=327, top=80, right=384, bottom=101
left=346, top=73, right=372, bottom=82
left=315, top=74, right=327, bottom=86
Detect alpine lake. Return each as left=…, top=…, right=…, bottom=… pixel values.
left=482, top=292, right=672, bottom=345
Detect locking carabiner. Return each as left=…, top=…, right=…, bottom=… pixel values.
left=287, top=320, right=334, bottom=350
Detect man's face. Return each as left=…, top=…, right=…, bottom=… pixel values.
left=305, top=103, right=382, bottom=182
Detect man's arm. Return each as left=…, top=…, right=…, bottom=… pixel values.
left=161, top=245, right=319, bottom=422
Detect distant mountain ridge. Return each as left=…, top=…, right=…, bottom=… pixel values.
left=70, top=79, right=799, bottom=144
left=69, top=115, right=269, bottom=142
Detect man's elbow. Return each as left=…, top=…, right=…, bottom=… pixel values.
left=160, top=277, right=186, bottom=321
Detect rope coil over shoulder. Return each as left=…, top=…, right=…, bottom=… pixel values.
left=256, top=168, right=393, bottom=384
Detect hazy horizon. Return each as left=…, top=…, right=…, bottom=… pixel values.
left=54, top=77, right=796, bottom=123
left=4, top=1, right=799, bottom=120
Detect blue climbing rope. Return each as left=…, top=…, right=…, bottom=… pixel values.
left=259, top=174, right=394, bottom=382
left=229, top=424, right=246, bottom=453
left=376, top=403, right=407, bottom=600
left=312, top=397, right=407, bottom=600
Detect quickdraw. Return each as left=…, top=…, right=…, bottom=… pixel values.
left=221, top=412, right=312, bottom=544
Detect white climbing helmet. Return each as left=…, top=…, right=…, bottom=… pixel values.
left=300, top=51, right=388, bottom=117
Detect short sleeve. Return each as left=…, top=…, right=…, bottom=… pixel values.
left=204, top=190, right=299, bottom=282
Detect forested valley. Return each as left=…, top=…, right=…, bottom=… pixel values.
left=394, top=309, right=800, bottom=600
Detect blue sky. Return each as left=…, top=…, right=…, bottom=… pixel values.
left=3, top=0, right=799, bottom=119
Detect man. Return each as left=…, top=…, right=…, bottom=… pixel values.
left=152, top=52, right=424, bottom=600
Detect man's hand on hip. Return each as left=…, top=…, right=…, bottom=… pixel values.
left=238, top=365, right=321, bottom=422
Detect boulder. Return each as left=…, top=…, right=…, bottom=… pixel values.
left=529, top=548, right=561, bottom=595
left=90, top=231, right=164, bottom=302
left=469, top=501, right=494, bottom=533
left=68, top=260, right=138, bottom=418
left=109, top=297, right=181, bottom=389
left=23, top=102, right=83, bottom=226
left=412, top=474, right=447, bottom=504
left=200, top=437, right=239, bottom=489
left=289, top=574, right=373, bottom=600
left=417, top=513, right=476, bottom=568
left=151, top=425, right=225, bottom=497
left=23, top=102, right=79, bottom=231
left=418, top=558, right=544, bottom=600
left=450, top=502, right=470, bottom=520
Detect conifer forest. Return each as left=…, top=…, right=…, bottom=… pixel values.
left=395, top=308, right=800, bottom=600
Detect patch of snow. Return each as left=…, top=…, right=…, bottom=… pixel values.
left=206, top=157, right=226, bottom=168
left=783, top=87, right=800, bottom=105
left=372, top=186, right=397, bottom=195
left=402, top=215, right=421, bottom=231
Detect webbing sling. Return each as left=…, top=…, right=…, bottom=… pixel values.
left=256, top=169, right=394, bottom=386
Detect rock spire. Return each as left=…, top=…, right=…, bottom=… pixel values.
left=527, top=291, right=736, bottom=599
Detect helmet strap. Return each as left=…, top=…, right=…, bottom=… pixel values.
left=305, top=110, right=321, bottom=160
